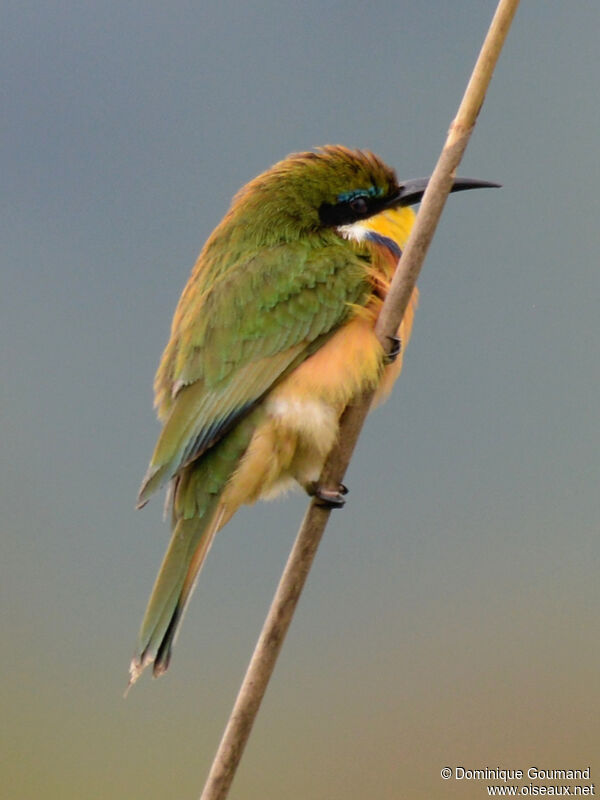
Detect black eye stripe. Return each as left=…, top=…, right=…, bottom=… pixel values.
left=318, top=190, right=398, bottom=227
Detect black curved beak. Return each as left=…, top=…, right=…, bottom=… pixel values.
left=392, top=177, right=501, bottom=208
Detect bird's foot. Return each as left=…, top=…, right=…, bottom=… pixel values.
left=384, top=335, right=402, bottom=364
left=308, top=482, right=349, bottom=509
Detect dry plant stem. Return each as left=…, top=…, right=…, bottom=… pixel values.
left=199, top=2, right=519, bottom=798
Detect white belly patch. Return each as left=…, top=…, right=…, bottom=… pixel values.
left=265, top=396, right=338, bottom=441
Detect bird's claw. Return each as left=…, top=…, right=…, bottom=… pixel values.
left=384, top=335, right=402, bottom=364
left=309, top=482, right=348, bottom=508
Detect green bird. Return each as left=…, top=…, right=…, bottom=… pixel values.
left=129, top=145, right=496, bottom=685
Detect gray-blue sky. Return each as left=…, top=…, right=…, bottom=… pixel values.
left=2, top=2, right=598, bottom=798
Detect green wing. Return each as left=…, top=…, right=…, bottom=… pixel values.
left=138, top=238, right=370, bottom=505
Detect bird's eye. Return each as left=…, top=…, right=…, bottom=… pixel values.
left=349, top=196, right=369, bottom=215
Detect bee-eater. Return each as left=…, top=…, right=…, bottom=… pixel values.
left=129, top=145, right=496, bottom=685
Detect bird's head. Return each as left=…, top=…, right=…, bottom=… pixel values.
left=227, top=146, right=400, bottom=241
left=214, top=145, right=498, bottom=247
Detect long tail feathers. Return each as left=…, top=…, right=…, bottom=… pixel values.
left=128, top=410, right=260, bottom=691
left=128, top=500, right=226, bottom=688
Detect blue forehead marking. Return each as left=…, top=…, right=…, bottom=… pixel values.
left=337, top=185, right=384, bottom=203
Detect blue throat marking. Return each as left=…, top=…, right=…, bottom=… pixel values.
left=363, top=230, right=402, bottom=259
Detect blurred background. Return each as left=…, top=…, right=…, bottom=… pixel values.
left=2, top=2, right=598, bottom=798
